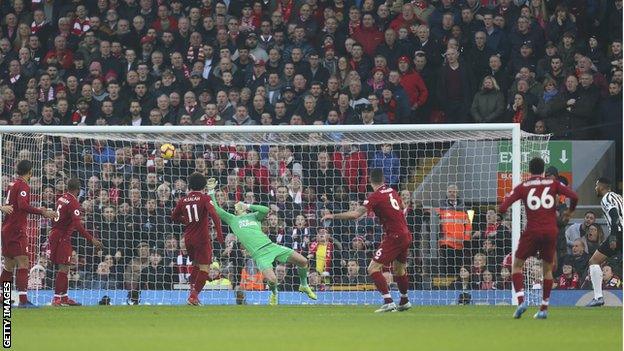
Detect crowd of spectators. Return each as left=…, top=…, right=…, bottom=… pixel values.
left=0, top=0, right=621, bottom=142
left=0, top=0, right=621, bottom=295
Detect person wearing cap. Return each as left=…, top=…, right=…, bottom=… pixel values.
left=245, top=31, right=268, bottom=62
left=188, top=70, right=206, bottom=92
left=586, top=36, right=609, bottom=74
left=509, top=41, right=537, bottom=75
left=536, top=42, right=560, bottom=80
left=247, top=58, right=269, bottom=92
left=510, top=16, right=544, bottom=61
left=281, top=85, right=297, bottom=111
left=358, top=103, right=377, bottom=125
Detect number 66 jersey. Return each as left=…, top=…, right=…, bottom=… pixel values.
left=499, top=176, right=578, bottom=235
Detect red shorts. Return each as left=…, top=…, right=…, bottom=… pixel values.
left=49, top=238, right=73, bottom=265
left=515, top=230, right=557, bottom=263
left=372, top=233, right=412, bottom=265
left=185, top=237, right=212, bottom=265
left=1, top=233, right=28, bottom=258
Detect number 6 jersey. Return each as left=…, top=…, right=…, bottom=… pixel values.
left=499, top=176, right=578, bottom=234
left=364, top=185, right=411, bottom=238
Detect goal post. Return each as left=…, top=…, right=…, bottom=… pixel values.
left=0, top=124, right=547, bottom=306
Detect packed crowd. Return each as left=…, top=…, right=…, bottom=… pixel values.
left=0, top=0, right=621, bottom=294
left=0, top=0, right=621, bottom=142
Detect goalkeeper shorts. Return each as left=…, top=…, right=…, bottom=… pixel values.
left=253, top=243, right=295, bottom=271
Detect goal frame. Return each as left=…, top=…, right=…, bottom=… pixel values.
left=0, top=123, right=523, bottom=305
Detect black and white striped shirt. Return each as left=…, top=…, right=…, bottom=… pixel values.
left=601, top=191, right=623, bottom=233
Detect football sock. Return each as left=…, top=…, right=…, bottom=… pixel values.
left=189, top=267, right=198, bottom=288
left=511, top=272, right=525, bottom=305
left=394, top=274, right=409, bottom=304
left=17, top=268, right=28, bottom=303
left=589, top=264, right=603, bottom=299
left=193, top=270, right=208, bottom=295
left=540, top=279, right=553, bottom=311
left=268, top=281, right=278, bottom=295
left=0, top=269, right=13, bottom=284
left=370, top=271, right=392, bottom=304
left=297, top=267, right=308, bottom=287
left=54, top=271, right=68, bottom=296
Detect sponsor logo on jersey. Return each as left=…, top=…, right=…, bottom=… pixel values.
left=238, top=219, right=258, bottom=228
left=523, top=179, right=553, bottom=186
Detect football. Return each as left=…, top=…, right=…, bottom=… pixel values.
left=160, top=143, right=175, bottom=159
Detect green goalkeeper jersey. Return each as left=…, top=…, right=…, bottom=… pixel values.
left=209, top=194, right=272, bottom=256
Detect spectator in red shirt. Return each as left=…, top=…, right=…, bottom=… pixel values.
left=602, top=265, right=622, bottom=290
left=555, top=263, right=580, bottom=289
left=152, top=5, right=178, bottom=32
left=239, top=149, right=270, bottom=192
left=333, top=144, right=368, bottom=195
left=352, top=14, right=384, bottom=57
left=43, top=35, right=74, bottom=70
left=390, top=3, right=422, bottom=32
left=397, top=56, right=429, bottom=121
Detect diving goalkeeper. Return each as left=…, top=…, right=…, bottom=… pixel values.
left=207, top=178, right=317, bottom=305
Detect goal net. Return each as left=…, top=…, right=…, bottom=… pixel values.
left=0, top=125, right=549, bottom=306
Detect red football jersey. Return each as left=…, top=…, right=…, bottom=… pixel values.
left=172, top=191, right=223, bottom=243
left=364, top=185, right=410, bottom=237
left=499, top=176, right=578, bottom=234
left=1, top=178, right=43, bottom=237
left=50, top=192, right=94, bottom=242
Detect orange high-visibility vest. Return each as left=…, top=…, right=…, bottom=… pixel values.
left=240, top=268, right=265, bottom=290
left=436, top=208, right=472, bottom=250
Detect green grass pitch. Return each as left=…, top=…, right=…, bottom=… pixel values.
left=11, top=305, right=622, bottom=351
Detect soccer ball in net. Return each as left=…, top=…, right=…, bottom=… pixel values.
left=160, top=143, right=175, bottom=159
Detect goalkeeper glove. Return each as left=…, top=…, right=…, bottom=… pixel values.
left=235, top=202, right=250, bottom=213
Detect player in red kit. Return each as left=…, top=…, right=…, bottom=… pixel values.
left=323, top=169, right=412, bottom=313
left=172, top=172, right=224, bottom=305
left=49, top=178, right=103, bottom=306
left=1, top=160, right=56, bottom=308
left=499, top=157, right=578, bottom=319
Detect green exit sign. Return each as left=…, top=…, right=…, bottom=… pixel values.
left=498, top=141, right=572, bottom=172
